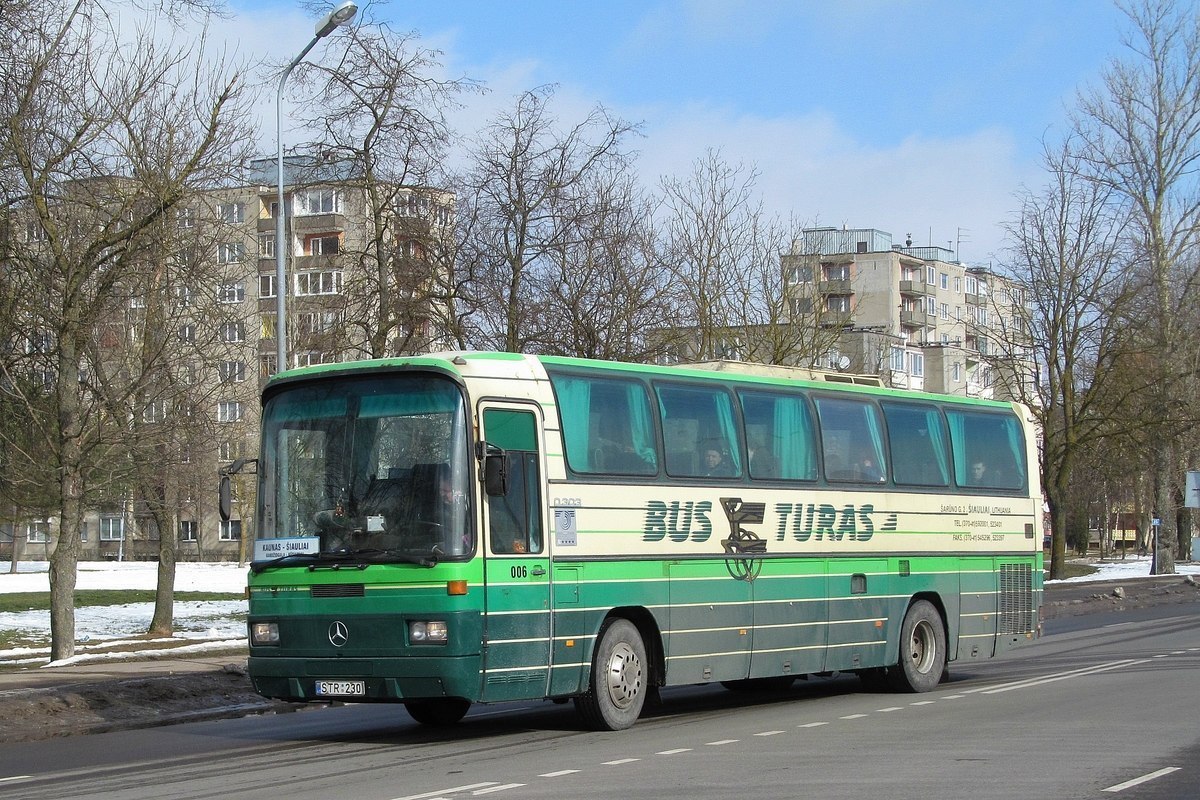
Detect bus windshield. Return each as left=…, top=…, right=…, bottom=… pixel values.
left=256, top=374, right=472, bottom=564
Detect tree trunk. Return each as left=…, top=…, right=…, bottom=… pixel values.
left=148, top=506, right=176, bottom=637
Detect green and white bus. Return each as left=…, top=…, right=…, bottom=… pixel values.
left=234, top=352, right=1042, bottom=730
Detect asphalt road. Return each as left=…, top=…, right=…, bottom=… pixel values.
left=1, top=600, right=1197, bottom=800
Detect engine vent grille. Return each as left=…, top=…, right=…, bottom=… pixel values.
left=999, top=563, right=1034, bottom=634
left=311, top=584, right=365, bottom=598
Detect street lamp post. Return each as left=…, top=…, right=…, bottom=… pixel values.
left=275, top=1, right=358, bottom=373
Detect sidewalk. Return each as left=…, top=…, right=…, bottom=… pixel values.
left=0, top=650, right=248, bottom=693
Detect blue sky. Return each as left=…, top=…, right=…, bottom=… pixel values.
left=223, top=1, right=1133, bottom=264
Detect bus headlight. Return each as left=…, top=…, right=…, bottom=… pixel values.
left=250, top=621, right=280, bottom=645
left=409, top=620, right=448, bottom=644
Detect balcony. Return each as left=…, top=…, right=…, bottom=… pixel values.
left=292, top=212, right=346, bottom=232
left=899, top=280, right=932, bottom=297
left=819, top=279, right=852, bottom=295
left=900, top=310, right=931, bottom=328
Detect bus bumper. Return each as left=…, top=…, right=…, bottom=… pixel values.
left=248, top=655, right=481, bottom=703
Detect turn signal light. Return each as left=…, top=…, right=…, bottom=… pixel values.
left=447, top=580, right=468, bottom=596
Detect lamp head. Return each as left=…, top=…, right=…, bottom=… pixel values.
left=315, top=1, right=358, bottom=38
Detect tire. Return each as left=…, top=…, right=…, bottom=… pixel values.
left=574, top=618, right=647, bottom=731
left=404, top=697, right=471, bottom=727
left=888, top=599, right=946, bottom=693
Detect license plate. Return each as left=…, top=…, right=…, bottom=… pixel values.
left=315, top=680, right=366, bottom=697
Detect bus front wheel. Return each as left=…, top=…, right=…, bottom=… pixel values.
left=888, top=600, right=946, bottom=693
left=404, top=697, right=471, bottom=726
left=575, top=618, right=647, bottom=731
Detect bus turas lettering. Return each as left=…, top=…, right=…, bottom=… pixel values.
left=773, top=502, right=899, bottom=543
left=643, top=500, right=713, bottom=543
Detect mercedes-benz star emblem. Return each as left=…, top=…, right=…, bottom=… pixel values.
left=328, top=621, right=349, bottom=647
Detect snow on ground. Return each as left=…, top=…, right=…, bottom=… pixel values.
left=0, top=561, right=248, bottom=668
left=1, top=556, right=1197, bottom=669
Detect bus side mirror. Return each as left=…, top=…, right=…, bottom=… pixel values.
left=219, top=476, right=232, bottom=521
left=484, top=450, right=508, bottom=497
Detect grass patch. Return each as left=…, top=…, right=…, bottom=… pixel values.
left=0, top=591, right=243, bottom=615
left=1052, top=562, right=1099, bottom=580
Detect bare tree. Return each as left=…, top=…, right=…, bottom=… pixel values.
left=0, top=0, right=252, bottom=659
left=288, top=17, right=476, bottom=359
left=455, top=86, right=638, bottom=353
left=1069, top=0, right=1200, bottom=572
left=1003, top=139, right=1141, bottom=579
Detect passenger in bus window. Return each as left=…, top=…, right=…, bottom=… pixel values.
left=970, top=460, right=988, bottom=485
left=702, top=446, right=732, bottom=477
left=859, top=455, right=884, bottom=483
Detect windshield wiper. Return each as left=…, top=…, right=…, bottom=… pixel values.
left=345, top=548, right=439, bottom=568
left=250, top=553, right=323, bottom=574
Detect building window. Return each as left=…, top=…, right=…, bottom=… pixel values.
left=260, top=353, right=278, bottom=378
left=890, top=346, right=905, bottom=372
left=179, top=521, right=198, bottom=542
left=258, top=233, right=275, bottom=258
left=260, top=313, right=276, bottom=340
left=142, top=401, right=168, bottom=423
left=218, top=360, right=246, bottom=383
left=217, top=282, right=245, bottom=304
left=954, top=276, right=962, bottom=293
left=176, top=207, right=196, bottom=229
left=80, top=522, right=88, bottom=542
left=940, top=303, right=949, bottom=320
left=826, top=295, right=850, bottom=313
left=295, top=189, right=340, bottom=216
left=178, top=324, right=196, bottom=343
left=295, top=351, right=336, bottom=368
left=259, top=273, right=276, bottom=299
left=220, top=520, right=242, bottom=541
left=218, top=401, right=243, bottom=423
left=927, top=266, right=936, bottom=285
left=966, top=276, right=978, bottom=295
left=25, top=521, right=50, bottom=543
left=823, top=264, right=849, bottom=281
left=952, top=363, right=962, bottom=382
left=219, top=439, right=245, bottom=461
left=907, top=352, right=925, bottom=378
left=218, top=202, right=245, bottom=224
left=295, top=270, right=342, bottom=296
left=216, top=242, right=245, bottom=264
left=308, top=234, right=340, bottom=255
left=174, top=286, right=192, bottom=308
left=219, top=322, right=245, bottom=343
left=100, top=517, right=125, bottom=541
left=940, top=273, right=949, bottom=290
left=926, top=296, right=937, bottom=315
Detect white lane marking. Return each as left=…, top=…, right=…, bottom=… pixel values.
left=876, top=707, right=904, bottom=712
left=981, top=659, right=1151, bottom=694
left=391, top=783, right=497, bottom=800
left=1102, top=767, right=1182, bottom=793
left=799, top=721, right=828, bottom=728
left=473, top=785, right=525, bottom=795
left=1152, top=654, right=1170, bottom=659
left=754, top=730, right=786, bottom=736
left=707, top=739, right=739, bottom=745
left=657, top=748, right=692, bottom=755
left=0, top=777, right=31, bottom=785
left=910, top=700, right=936, bottom=706
left=840, top=714, right=868, bottom=719
left=943, top=694, right=965, bottom=699
left=539, top=770, right=580, bottom=778
left=604, top=758, right=639, bottom=765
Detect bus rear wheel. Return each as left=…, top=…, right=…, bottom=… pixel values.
left=575, top=618, right=647, bottom=731
left=888, top=599, right=946, bottom=693
left=404, top=697, right=471, bottom=726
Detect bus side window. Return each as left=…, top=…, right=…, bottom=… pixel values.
left=814, top=395, right=887, bottom=484
left=489, top=452, right=543, bottom=554
left=882, top=402, right=950, bottom=487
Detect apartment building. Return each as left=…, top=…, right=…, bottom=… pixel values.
left=781, top=227, right=1032, bottom=399
left=1, top=160, right=455, bottom=562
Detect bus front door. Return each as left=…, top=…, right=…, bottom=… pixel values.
left=479, top=405, right=552, bottom=702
